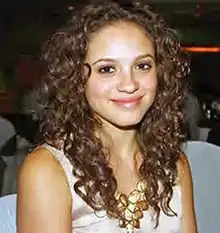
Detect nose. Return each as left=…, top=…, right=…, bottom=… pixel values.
left=116, top=71, right=139, bottom=94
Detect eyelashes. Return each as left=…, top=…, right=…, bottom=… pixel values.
left=98, top=65, right=115, bottom=74
left=135, top=62, right=152, bottom=71
left=97, top=62, right=152, bottom=75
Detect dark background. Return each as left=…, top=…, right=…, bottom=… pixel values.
left=0, top=0, right=220, bottom=112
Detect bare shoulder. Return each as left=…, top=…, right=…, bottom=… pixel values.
left=176, top=153, right=198, bottom=233
left=17, top=147, right=72, bottom=233
left=18, top=146, right=72, bottom=203
left=19, top=147, right=68, bottom=186
left=176, top=152, right=192, bottom=182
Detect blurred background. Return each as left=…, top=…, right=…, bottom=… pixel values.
left=0, top=0, right=220, bottom=195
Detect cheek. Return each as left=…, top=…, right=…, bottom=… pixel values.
left=141, top=74, right=157, bottom=91
left=85, top=79, right=114, bottom=99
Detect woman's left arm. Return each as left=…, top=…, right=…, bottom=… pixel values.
left=177, top=153, right=198, bottom=233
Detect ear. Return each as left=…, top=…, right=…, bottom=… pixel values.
left=84, top=63, right=92, bottom=78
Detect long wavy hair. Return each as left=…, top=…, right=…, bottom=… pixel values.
left=38, top=0, right=189, bottom=227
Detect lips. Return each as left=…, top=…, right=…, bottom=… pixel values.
left=110, top=96, right=143, bottom=108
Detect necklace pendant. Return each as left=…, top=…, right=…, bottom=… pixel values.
left=117, top=180, right=148, bottom=232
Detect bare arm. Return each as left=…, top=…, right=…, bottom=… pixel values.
left=17, top=148, right=72, bottom=233
left=177, top=153, right=197, bottom=233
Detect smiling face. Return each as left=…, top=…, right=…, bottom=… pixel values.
left=85, top=22, right=157, bottom=128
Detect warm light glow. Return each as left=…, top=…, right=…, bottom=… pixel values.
left=183, top=47, right=220, bottom=53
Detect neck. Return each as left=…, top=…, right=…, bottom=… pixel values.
left=97, top=120, right=139, bottom=161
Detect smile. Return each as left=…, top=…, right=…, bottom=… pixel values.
left=110, top=96, right=143, bottom=108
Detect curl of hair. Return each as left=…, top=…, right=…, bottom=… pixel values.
left=38, top=0, right=189, bottom=227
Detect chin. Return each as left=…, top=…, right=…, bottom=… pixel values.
left=97, top=111, right=145, bottom=129
left=111, top=116, right=143, bottom=128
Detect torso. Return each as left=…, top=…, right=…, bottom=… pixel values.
left=41, top=143, right=182, bottom=233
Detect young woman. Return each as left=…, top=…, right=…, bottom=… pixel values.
left=17, top=1, right=197, bottom=233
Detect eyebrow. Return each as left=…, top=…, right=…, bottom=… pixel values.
left=91, top=53, right=155, bottom=66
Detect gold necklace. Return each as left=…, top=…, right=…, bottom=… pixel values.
left=116, top=180, right=148, bottom=233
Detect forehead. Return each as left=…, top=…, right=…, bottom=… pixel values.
left=86, top=22, right=155, bottom=61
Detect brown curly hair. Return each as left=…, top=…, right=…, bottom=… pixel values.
left=38, top=0, right=189, bottom=227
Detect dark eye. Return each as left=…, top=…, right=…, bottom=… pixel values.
left=136, top=63, right=152, bottom=71
left=98, top=66, right=115, bottom=74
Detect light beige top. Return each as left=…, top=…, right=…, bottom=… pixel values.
left=41, top=143, right=182, bottom=233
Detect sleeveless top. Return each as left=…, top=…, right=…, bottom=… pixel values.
left=41, top=144, right=182, bottom=233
